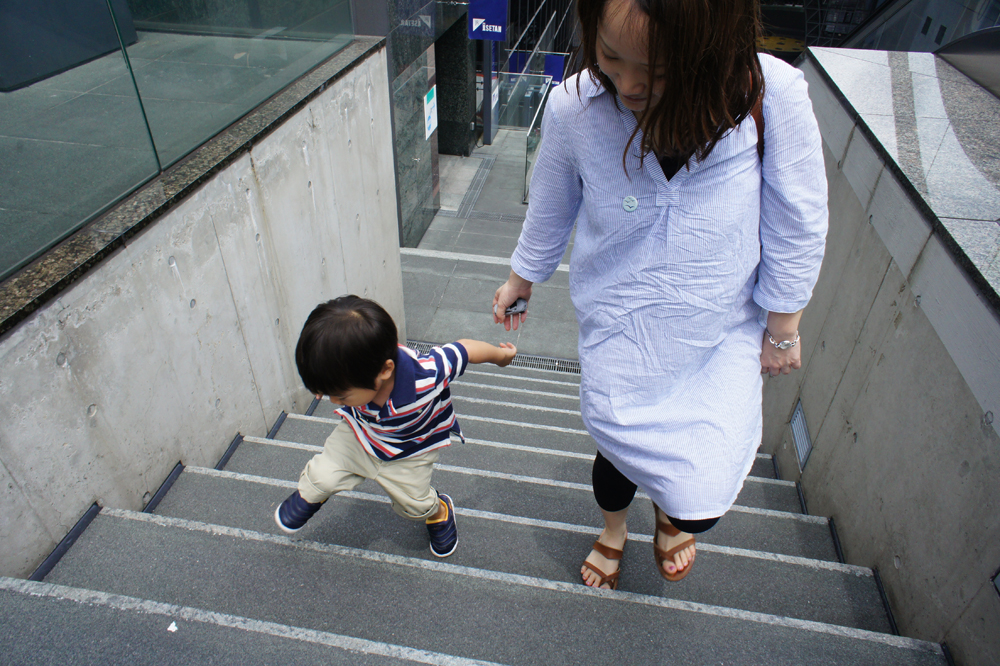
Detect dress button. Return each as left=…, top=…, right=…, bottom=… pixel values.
left=622, top=196, right=638, bottom=212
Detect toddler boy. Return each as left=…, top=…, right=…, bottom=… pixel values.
left=274, top=295, right=516, bottom=557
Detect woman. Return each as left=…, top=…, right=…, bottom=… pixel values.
left=493, top=0, right=827, bottom=589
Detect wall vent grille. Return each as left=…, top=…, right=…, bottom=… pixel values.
left=790, top=400, right=812, bottom=470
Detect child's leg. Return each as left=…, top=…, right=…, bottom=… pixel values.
left=375, top=450, right=458, bottom=557
left=372, top=450, right=442, bottom=521
left=276, top=420, right=376, bottom=533
left=298, top=420, right=376, bottom=503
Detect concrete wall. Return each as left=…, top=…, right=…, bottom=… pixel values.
left=760, top=56, right=1000, bottom=665
left=0, top=46, right=405, bottom=579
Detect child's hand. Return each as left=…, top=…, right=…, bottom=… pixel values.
left=495, top=342, right=517, bottom=367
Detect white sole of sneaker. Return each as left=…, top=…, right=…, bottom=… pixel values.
left=429, top=538, right=458, bottom=558
left=274, top=504, right=303, bottom=534
left=428, top=495, right=458, bottom=557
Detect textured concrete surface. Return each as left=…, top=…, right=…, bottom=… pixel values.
left=156, top=471, right=890, bottom=632
left=233, top=407, right=834, bottom=559
left=762, top=51, right=1000, bottom=664
left=0, top=47, right=402, bottom=578
left=46, top=514, right=943, bottom=665
left=0, top=586, right=416, bottom=666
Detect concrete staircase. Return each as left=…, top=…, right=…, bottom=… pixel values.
left=0, top=151, right=950, bottom=664
left=2, top=359, right=949, bottom=664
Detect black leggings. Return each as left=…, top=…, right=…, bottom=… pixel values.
left=593, top=451, right=720, bottom=534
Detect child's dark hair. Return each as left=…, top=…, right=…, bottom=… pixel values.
left=295, top=295, right=398, bottom=396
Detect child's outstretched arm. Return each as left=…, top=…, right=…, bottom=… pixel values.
left=457, top=340, right=517, bottom=367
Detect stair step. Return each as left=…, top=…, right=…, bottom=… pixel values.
left=463, top=363, right=579, bottom=382
left=266, top=408, right=802, bottom=496
left=451, top=382, right=581, bottom=412
left=154, top=468, right=891, bottom=632
left=452, top=396, right=587, bottom=431
left=314, top=394, right=588, bottom=432
left=306, top=406, right=778, bottom=481
left=227, top=436, right=799, bottom=518
left=0, top=578, right=443, bottom=666
left=276, top=413, right=595, bottom=457
left=458, top=367, right=580, bottom=392
left=44, top=510, right=945, bottom=665
left=226, top=440, right=827, bottom=560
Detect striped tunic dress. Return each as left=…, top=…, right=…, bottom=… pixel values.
left=510, top=55, right=828, bottom=519
left=338, top=343, right=469, bottom=461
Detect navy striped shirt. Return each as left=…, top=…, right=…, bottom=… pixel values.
left=337, top=343, right=469, bottom=461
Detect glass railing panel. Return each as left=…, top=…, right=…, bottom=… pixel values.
left=0, top=2, right=160, bottom=281
left=498, top=73, right=552, bottom=128
left=523, top=76, right=553, bottom=202
left=120, top=0, right=354, bottom=166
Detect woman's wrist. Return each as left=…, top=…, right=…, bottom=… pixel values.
left=508, top=270, right=534, bottom=290
left=765, top=328, right=799, bottom=341
left=765, top=310, right=803, bottom=343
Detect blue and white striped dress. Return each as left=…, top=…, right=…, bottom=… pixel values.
left=510, top=55, right=828, bottom=519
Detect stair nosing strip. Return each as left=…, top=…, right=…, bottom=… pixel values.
left=452, top=396, right=581, bottom=416
left=462, top=369, right=580, bottom=387
left=242, top=435, right=593, bottom=460
left=98, top=508, right=941, bottom=656
left=232, top=441, right=796, bottom=491
left=285, top=412, right=590, bottom=436
left=284, top=413, right=342, bottom=424
left=464, top=437, right=594, bottom=460
left=183, top=467, right=847, bottom=566
left=454, top=382, right=581, bottom=400
left=400, top=247, right=570, bottom=273
left=435, top=463, right=591, bottom=491
left=242, top=436, right=323, bottom=451
left=245, top=435, right=774, bottom=471
left=0, top=577, right=508, bottom=666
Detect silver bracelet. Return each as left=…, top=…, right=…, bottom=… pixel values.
left=766, top=329, right=799, bottom=351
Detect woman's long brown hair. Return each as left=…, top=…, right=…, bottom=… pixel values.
left=576, top=0, right=763, bottom=169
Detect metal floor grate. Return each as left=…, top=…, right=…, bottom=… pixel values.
left=457, top=154, right=496, bottom=218
left=406, top=340, right=580, bottom=374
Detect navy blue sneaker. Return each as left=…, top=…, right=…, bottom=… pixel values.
left=274, top=490, right=324, bottom=533
left=426, top=493, right=458, bottom=557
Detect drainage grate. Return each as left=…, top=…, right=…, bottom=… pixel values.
left=468, top=210, right=526, bottom=223
left=456, top=154, right=496, bottom=218
left=406, top=340, right=581, bottom=375
left=790, top=400, right=812, bottom=469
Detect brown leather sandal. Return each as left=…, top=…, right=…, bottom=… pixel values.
left=654, top=516, right=696, bottom=582
left=581, top=539, right=625, bottom=590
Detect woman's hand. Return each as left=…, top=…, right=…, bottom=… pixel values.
left=760, top=334, right=802, bottom=376
left=493, top=271, right=534, bottom=331
left=761, top=310, right=803, bottom=377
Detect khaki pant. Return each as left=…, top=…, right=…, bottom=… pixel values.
left=298, top=420, right=441, bottom=521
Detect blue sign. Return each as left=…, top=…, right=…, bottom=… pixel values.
left=468, top=0, right=508, bottom=41
left=545, top=54, right=566, bottom=85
